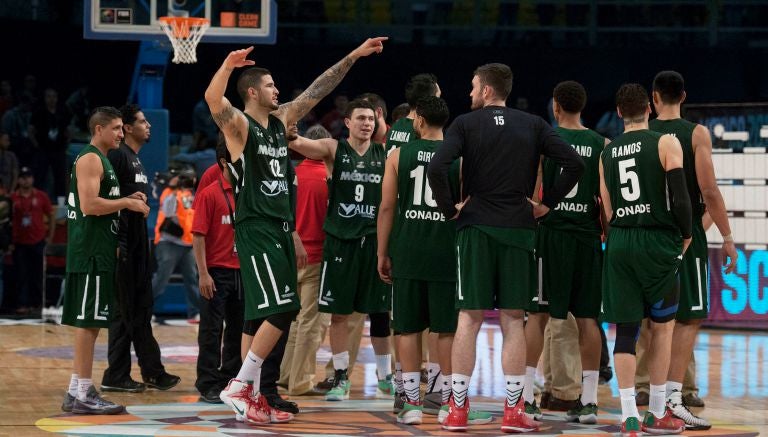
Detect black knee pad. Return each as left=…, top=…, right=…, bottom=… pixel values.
left=648, top=281, right=680, bottom=323
left=613, top=322, right=641, bottom=355
left=369, top=312, right=390, bottom=338
left=266, top=309, right=299, bottom=332
left=242, top=319, right=259, bottom=336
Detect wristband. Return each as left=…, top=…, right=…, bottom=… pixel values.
left=722, top=234, right=734, bottom=243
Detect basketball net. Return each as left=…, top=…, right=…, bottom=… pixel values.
left=159, top=16, right=210, bottom=64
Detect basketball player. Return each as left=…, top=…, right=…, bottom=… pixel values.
left=101, top=104, right=179, bottom=394
left=206, top=38, right=387, bottom=425
left=288, top=99, right=393, bottom=402
left=428, top=63, right=584, bottom=433
left=384, top=73, right=440, bottom=154
left=60, top=106, right=150, bottom=414
left=650, top=70, right=738, bottom=430
left=599, top=83, right=689, bottom=436
left=378, top=96, right=493, bottom=426
left=524, top=81, right=608, bottom=423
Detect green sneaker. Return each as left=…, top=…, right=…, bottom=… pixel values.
left=438, top=404, right=493, bottom=425
left=376, top=374, right=394, bottom=399
left=566, top=401, right=598, bottom=424
left=397, top=401, right=423, bottom=424
left=325, top=369, right=351, bottom=401
left=621, top=416, right=642, bottom=437
left=525, top=400, right=543, bottom=420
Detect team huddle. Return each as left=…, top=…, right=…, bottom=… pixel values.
left=60, top=37, right=738, bottom=436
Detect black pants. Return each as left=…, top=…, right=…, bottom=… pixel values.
left=12, top=240, right=45, bottom=308
left=103, top=252, right=165, bottom=384
left=195, top=268, right=244, bottom=394
left=244, top=318, right=289, bottom=396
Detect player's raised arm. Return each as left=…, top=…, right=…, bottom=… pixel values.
left=204, top=47, right=254, bottom=159
left=288, top=136, right=338, bottom=171
left=376, top=149, right=400, bottom=284
left=692, top=124, right=737, bottom=273
left=274, top=37, right=388, bottom=127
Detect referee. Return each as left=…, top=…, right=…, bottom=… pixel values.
left=101, top=104, right=180, bottom=392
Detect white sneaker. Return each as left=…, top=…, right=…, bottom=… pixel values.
left=219, top=379, right=250, bottom=418
left=668, top=391, right=711, bottom=431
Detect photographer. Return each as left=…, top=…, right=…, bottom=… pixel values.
left=152, top=167, right=200, bottom=321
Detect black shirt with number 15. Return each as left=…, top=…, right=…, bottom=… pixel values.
left=428, top=106, right=584, bottom=230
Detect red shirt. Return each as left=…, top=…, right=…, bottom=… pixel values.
left=191, top=176, right=239, bottom=269
left=11, top=188, right=52, bottom=244
left=295, top=159, right=328, bottom=264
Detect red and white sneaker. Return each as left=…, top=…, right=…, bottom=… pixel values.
left=501, top=399, right=539, bottom=433
left=219, top=379, right=252, bottom=419
left=642, top=408, right=685, bottom=435
left=441, top=396, right=469, bottom=431
left=261, top=394, right=294, bottom=423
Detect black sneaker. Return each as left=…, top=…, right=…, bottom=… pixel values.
left=599, top=365, right=613, bottom=384
left=316, top=376, right=335, bottom=392
left=71, top=386, right=125, bottom=415
left=265, top=393, right=299, bottom=414
left=61, top=392, right=75, bottom=412
left=199, top=388, right=223, bottom=404
left=423, top=391, right=442, bottom=415
left=143, top=372, right=181, bottom=390
left=101, top=378, right=146, bottom=393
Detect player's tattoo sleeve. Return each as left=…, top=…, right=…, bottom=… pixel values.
left=282, top=55, right=356, bottom=122
left=211, top=103, right=244, bottom=142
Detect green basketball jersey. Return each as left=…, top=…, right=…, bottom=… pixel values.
left=649, top=118, right=704, bottom=218
left=390, top=139, right=459, bottom=281
left=66, top=145, right=121, bottom=273
left=385, top=117, right=416, bottom=153
left=230, top=114, right=293, bottom=225
left=601, top=129, right=677, bottom=231
left=541, top=127, right=604, bottom=236
left=324, top=139, right=386, bottom=239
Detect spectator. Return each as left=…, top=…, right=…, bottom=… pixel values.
left=320, top=94, right=349, bottom=138
left=10, top=166, right=54, bottom=315
left=152, top=168, right=200, bottom=320
left=172, top=146, right=216, bottom=181
left=1, top=94, right=34, bottom=168
left=21, top=74, right=38, bottom=103
left=0, top=184, right=11, bottom=311
left=65, top=85, right=90, bottom=140
left=192, top=98, right=218, bottom=150
left=0, top=131, right=19, bottom=193
left=29, top=88, right=70, bottom=197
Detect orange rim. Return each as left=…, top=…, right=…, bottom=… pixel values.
left=159, top=16, right=209, bottom=38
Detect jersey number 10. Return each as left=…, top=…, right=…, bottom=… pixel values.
left=410, top=165, right=436, bottom=207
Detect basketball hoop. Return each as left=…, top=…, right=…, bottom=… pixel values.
left=159, top=16, right=210, bottom=64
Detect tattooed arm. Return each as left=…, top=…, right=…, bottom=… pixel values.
left=273, top=37, right=388, bottom=127
left=204, top=47, right=255, bottom=160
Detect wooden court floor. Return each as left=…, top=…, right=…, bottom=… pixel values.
left=0, top=320, right=765, bottom=436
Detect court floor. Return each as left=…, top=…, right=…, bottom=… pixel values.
left=0, top=320, right=765, bottom=436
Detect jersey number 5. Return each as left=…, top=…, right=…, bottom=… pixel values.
left=618, top=158, right=641, bottom=201
left=410, top=165, right=436, bottom=207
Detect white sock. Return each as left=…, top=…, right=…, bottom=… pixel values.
left=649, top=384, right=666, bottom=418
left=580, top=370, right=599, bottom=405
left=375, top=354, right=392, bottom=380
left=619, top=387, right=641, bottom=422
left=403, top=371, right=421, bottom=403
left=426, top=362, right=441, bottom=393
left=68, top=374, right=79, bottom=397
left=395, top=362, right=404, bottom=394
left=236, top=351, right=264, bottom=392
left=505, top=375, right=525, bottom=407
left=332, top=351, right=350, bottom=371
left=77, top=378, right=93, bottom=402
left=523, top=366, right=536, bottom=403
left=441, top=374, right=451, bottom=405
left=666, top=380, right=683, bottom=398
left=451, top=374, right=470, bottom=408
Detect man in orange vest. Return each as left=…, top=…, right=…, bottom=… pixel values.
left=152, top=168, right=200, bottom=320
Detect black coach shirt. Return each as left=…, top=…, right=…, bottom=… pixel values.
left=428, top=106, right=584, bottom=230
left=108, top=143, right=150, bottom=255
